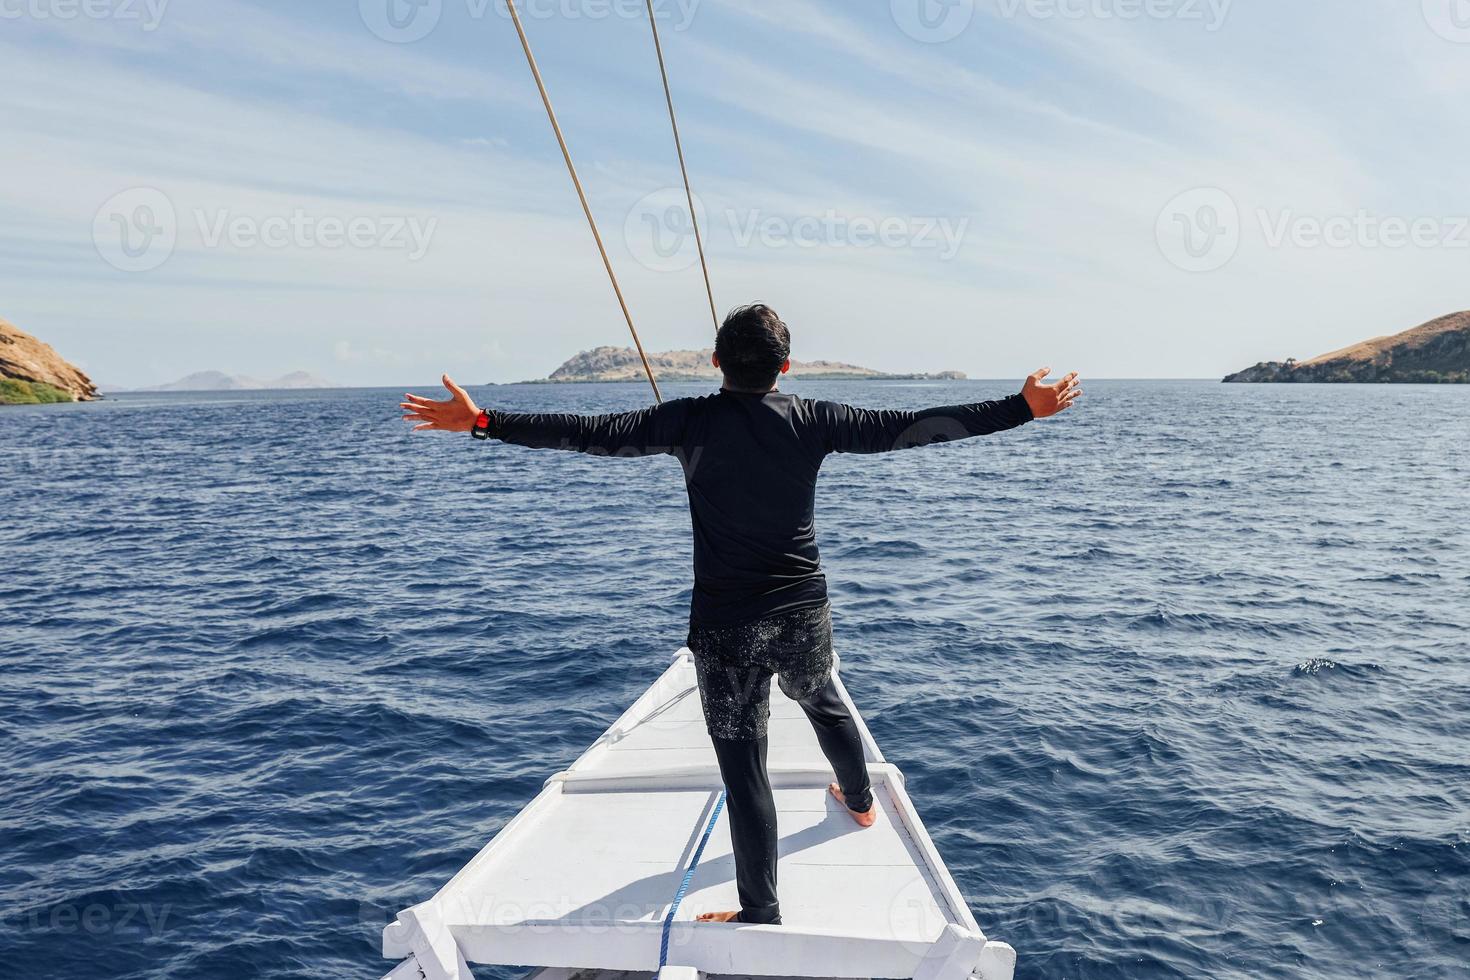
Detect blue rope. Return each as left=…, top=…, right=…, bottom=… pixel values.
left=658, top=789, right=727, bottom=968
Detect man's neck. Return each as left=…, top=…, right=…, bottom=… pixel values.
left=721, top=382, right=779, bottom=395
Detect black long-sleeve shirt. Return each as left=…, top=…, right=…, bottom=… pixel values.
left=484, top=390, right=1033, bottom=625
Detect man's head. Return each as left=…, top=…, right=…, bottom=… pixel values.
left=713, top=303, right=791, bottom=392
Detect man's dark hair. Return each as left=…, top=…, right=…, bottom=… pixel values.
left=715, top=304, right=791, bottom=391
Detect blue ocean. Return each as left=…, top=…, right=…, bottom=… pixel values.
left=2, top=380, right=1466, bottom=979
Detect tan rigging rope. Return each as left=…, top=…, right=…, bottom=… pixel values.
left=504, top=0, right=663, bottom=403
left=643, top=0, right=719, bottom=340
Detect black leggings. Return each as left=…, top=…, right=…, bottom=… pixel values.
left=709, top=675, right=873, bottom=925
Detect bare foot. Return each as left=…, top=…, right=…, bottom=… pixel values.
left=829, top=783, right=877, bottom=827
left=696, top=911, right=740, bottom=923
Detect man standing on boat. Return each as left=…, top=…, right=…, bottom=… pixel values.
left=403, top=304, right=1080, bottom=925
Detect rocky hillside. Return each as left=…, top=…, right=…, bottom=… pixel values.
left=542, top=346, right=965, bottom=383
left=0, top=316, right=99, bottom=403
left=1225, top=312, right=1470, bottom=383
left=137, top=370, right=338, bottom=392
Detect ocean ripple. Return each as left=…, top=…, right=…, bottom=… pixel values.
left=2, top=381, right=1468, bottom=979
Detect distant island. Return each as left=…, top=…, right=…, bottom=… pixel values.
left=525, top=347, right=966, bottom=384
left=1225, top=312, right=1470, bottom=384
left=0, top=316, right=98, bottom=404
left=113, top=370, right=340, bottom=393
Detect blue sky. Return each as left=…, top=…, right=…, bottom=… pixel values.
left=3, top=0, right=1468, bottom=386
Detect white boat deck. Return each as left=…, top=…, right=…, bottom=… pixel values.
left=381, top=651, right=1015, bottom=980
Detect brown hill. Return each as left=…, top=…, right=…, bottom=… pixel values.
left=1224, top=312, right=1470, bottom=384
left=0, top=316, right=99, bottom=402
left=541, top=347, right=965, bottom=383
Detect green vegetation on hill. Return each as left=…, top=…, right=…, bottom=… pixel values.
left=0, top=315, right=98, bottom=402
left=0, top=375, right=74, bottom=404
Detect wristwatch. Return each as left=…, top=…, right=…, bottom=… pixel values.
left=471, top=410, right=493, bottom=441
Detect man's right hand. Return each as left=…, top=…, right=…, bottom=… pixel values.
left=401, top=375, right=481, bottom=433
left=1021, top=367, right=1082, bottom=419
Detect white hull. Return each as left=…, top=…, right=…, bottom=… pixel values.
left=381, top=651, right=1015, bottom=980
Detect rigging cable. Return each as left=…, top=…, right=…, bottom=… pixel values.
left=642, top=0, right=719, bottom=340
left=504, top=0, right=663, bottom=402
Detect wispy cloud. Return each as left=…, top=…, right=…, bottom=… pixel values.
left=2, top=0, right=1467, bottom=385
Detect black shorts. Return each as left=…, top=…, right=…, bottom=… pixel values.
left=687, top=603, right=833, bottom=741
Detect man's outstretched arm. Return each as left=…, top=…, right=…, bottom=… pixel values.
left=401, top=375, right=685, bottom=458
left=818, top=367, right=1081, bottom=454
